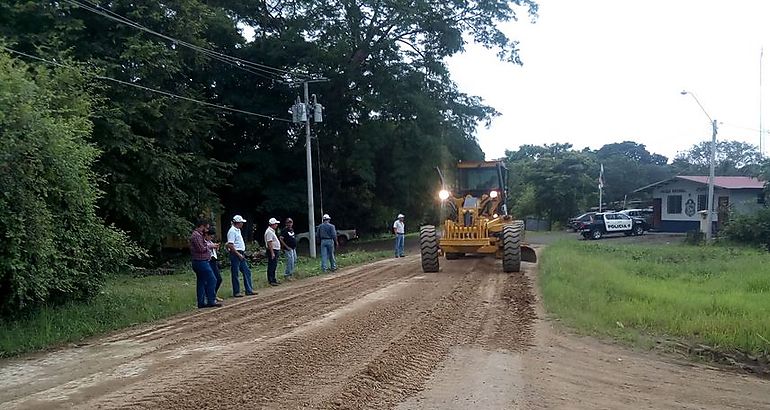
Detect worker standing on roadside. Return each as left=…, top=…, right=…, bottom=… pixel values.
left=316, top=214, right=338, bottom=272
left=205, top=227, right=223, bottom=302
left=227, top=215, right=256, bottom=297
left=190, top=219, right=221, bottom=308
left=264, top=217, right=282, bottom=286
left=393, top=213, right=405, bottom=257
left=279, top=218, right=297, bottom=280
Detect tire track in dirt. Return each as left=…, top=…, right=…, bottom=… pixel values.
left=1, top=255, right=539, bottom=410
left=120, top=258, right=411, bottom=346
left=83, top=260, right=479, bottom=409
left=0, top=258, right=421, bottom=408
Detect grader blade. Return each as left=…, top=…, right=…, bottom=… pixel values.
left=521, top=245, right=537, bottom=263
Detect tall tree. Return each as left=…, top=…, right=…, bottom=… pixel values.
left=596, top=141, right=672, bottom=203
left=0, top=52, right=140, bottom=315
left=222, top=0, right=537, bottom=230
left=671, top=140, right=763, bottom=176
left=505, top=144, right=596, bottom=224
left=2, top=0, right=240, bottom=250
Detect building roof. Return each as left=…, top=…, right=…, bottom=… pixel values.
left=633, top=176, right=765, bottom=193
left=676, top=176, right=765, bottom=189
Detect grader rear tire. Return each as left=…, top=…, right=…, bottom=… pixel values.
left=420, top=225, right=440, bottom=273
left=502, top=224, right=522, bottom=273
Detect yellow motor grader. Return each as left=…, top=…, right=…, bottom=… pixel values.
left=419, top=160, right=537, bottom=273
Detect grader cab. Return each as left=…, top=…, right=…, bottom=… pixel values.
left=419, top=160, right=537, bottom=273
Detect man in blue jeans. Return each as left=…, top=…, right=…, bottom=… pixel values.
left=279, top=217, right=297, bottom=280
left=316, top=214, right=338, bottom=272
left=227, top=215, right=256, bottom=297
left=393, top=213, right=405, bottom=257
left=190, top=218, right=221, bottom=308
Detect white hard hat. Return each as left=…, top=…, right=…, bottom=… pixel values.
left=397, top=214, right=404, bottom=218
left=232, top=215, right=246, bottom=223
left=322, top=214, right=331, bottom=220
left=268, top=217, right=279, bottom=225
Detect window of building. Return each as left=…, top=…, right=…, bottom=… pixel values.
left=667, top=195, right=682, bottom=214
left=697, top=194, right=707, bottom=211
left=759, top=192, right=766, bottom=205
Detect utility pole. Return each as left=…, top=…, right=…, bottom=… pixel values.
left=304, top=81, right=317, bottom=257
left=291, top=78, right=327, bottom=257
left=706, top=119, right=717, bottom=241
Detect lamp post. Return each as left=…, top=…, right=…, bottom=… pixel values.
left=681, top=90, right=717, bottom=241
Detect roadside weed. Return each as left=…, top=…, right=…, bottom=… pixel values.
left=541, top=240, right=770, bottom=356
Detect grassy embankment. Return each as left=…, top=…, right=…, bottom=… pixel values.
left=0, top=249, right=392, bottom=358
left=541, top=239, right=770, bottom=358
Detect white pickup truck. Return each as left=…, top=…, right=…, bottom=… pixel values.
left=295, top=228, right=359, bottom=246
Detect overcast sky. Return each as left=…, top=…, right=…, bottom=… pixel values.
left=446, top=0, right=770, bottom=161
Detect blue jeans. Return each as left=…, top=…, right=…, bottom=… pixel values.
left=284, top=248, right=296, bottom=277
left=230, top=252, right=254, bottom=295
left=320, top=239, right=337, bottom=271
left=209, top=259, right=222, bottom=293
left=267, top=248, right=279, bottom=284
left=192, top=260, right=217, bottom=308
left=395, top=234, right=405, bottom=257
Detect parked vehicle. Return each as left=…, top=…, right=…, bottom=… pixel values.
left=578, top=212, right=647, bottom=240
left=618, top=208, right=653, bottom=227
left=569, top=212, right=596, bottom=232
left=296, top=228, right=359, bottom=247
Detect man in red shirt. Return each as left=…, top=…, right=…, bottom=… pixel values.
left=190, top=218, right=221, bottom=308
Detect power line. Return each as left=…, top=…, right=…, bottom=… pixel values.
left=0, top=45, right=292, bottom=122
left=66, top=0, right=300, bottom=78
left=64, top=0, right=297, bottom=81
left=61, top=0, right=312, bottom=82
left=720, top=122, right=770, bottom=135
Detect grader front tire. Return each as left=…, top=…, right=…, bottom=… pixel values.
left=420, top=225, right=440, bottom=273
left=502, top=224, right=522, bottom=273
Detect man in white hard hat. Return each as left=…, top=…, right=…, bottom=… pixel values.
left=264, top=217, right=281, bottom=286
left=393, top=213, right=405, bottom=257
left=227, top=215, right=256, bottom=297
left=315, top=214, right=338, bottom=272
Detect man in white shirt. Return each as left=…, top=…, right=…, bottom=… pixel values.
left=393, top=213, right=405, bottom=257
left=227, top=215, right=256, bottom=297
left=264, top=217, right=282, bottom=286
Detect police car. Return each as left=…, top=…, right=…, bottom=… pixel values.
left=578, top=212, right=647, bottom=240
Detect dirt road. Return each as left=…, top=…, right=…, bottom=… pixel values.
left=2, top=250, right=769, bottom=409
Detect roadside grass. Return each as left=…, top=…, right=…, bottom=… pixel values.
left=0, top=249, right=392, bottom=358
left=356, top=231, right=419, bottom=243
left=540, top=239, right=770, bottom=358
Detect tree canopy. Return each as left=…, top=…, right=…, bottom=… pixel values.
left=504, top=139, right=767, bottom=225
left=1, top=0, right=539, bottom=247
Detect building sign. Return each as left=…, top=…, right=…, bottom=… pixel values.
left=685, top=198, right=696, bottom=217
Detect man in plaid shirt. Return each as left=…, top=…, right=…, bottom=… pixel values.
left=190, top=218, right=221, bottom=308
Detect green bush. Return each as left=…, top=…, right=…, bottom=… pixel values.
left=0, top=52, right=143, bottom=317
left=720, top=207, right=770, bottom=250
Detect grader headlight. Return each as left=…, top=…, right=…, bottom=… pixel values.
left=439, top=189, right=450, bottom=200
left=489, top=190, right=499, bottom=198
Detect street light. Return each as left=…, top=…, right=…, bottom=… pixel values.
left=681, top=90, right=717, bottom=241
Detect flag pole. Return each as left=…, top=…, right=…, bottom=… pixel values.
left=599, top=186, right=603, bottom=212
left=598, top=164, right=604, bottom=212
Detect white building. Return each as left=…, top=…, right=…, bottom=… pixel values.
left=633, top=176, right=765, bottom=232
